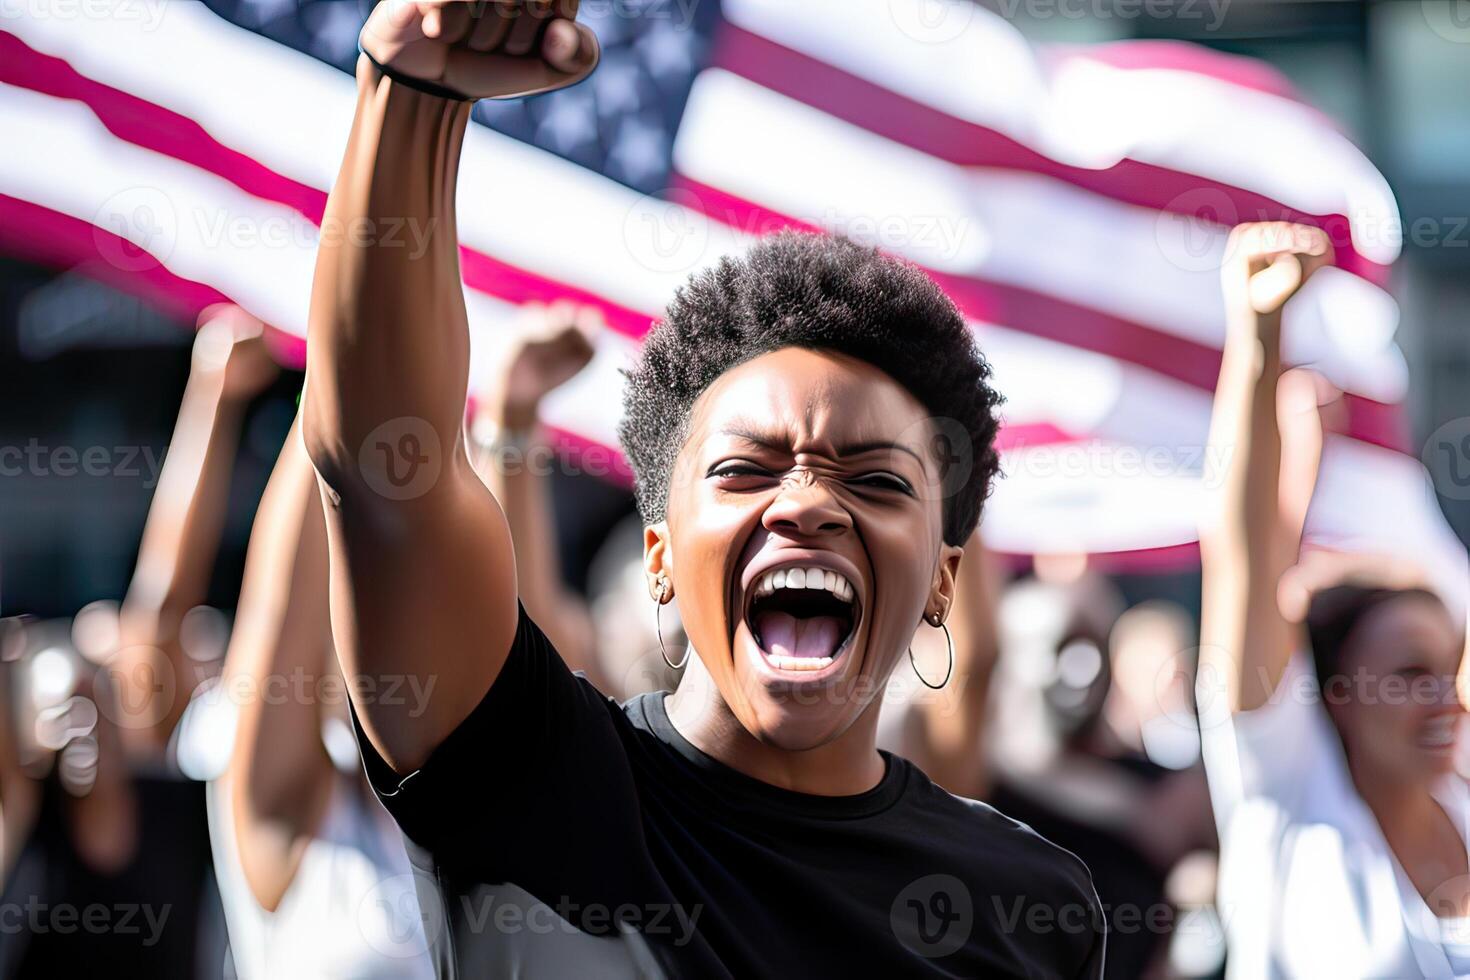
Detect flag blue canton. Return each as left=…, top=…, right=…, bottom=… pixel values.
left=201, top=0, right=720, bottom=193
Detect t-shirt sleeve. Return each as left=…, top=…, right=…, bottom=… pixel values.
left=1199, top=653, right=1346, bottom=831
left=349, top=602, right=658, bottom=906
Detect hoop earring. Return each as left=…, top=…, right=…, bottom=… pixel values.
left=655, top=578, right=688, bottom=671
left=908, top=614, right=954, bottom=690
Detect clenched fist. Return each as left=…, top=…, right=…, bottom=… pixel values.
left=360, top=0, right=599, bottom=101
left=192, top=304, right=280, bottom=401
left=1222, top=221, right=1334, bottom=318
left=481, top=301, right=602, bottom=430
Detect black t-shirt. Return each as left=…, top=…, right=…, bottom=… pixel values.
left=353, top=605, right=1105, bottom=978
left=990, top=779, right=1168, bottom=980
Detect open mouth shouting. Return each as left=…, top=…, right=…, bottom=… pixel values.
left=1419, top=713, right=1462, bottom=753
left=743, top=559, right=862, bottom=675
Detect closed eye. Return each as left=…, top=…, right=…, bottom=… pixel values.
left=708, top=461, right=778, bottom=486
left=850, top=472, right=914, bottom=495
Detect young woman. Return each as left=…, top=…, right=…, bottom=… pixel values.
left=1199, top=221, right=1470, bottom=977
left=301, top=3, right=1104, bottom=976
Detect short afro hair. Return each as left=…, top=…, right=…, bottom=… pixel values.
left=618, top=231, right=1003, bottom=546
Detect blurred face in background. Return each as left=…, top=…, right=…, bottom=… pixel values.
left=1109, top=602, right=1196, bottom=727
left=1105, top=601, right=1202, bottom=768
left=1326, top=595, right=1465, bottom=783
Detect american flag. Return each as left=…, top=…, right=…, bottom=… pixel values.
left=2, top=0, right=1463, bottom=601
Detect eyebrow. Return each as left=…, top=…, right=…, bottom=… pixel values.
left=720, top=422, right=926, bottom=468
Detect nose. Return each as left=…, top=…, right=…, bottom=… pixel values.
left=1448, top=675, right=1468, bottom=711
left=1429, top=672, right=1465, bottom=711
left=761, top=471, right=853, bottom=539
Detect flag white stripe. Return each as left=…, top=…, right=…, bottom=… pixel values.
left=675, top=69, right=1407, bottom=401
left=3, top=1, right=1458, bottom=584
left=5, top=4, right=736, bottom=320
left=723, top=0, right=1399, bottom=264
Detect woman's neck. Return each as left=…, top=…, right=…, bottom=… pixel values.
left=1351, top=756, right=1470, bottom=916
left=664, top=658, right=887, bottom=797
left=1350, top=754, right=1442, bottom=837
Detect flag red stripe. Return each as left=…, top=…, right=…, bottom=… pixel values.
left=0, top=192, right=227, bottom=320
left=672, top=175, right=1409, bottom=453
left=712, top=24, right=1390, bottom=289
left=0, top=30, right=658, bottom=341
left=0, top=29, right=1411, bottom=457
left=0, top=192, right=309, bottom=363
left=669, top=174, right=1223, bottom=387
left=0, top=31, right=327, bottom=224
left=2, top=25, right=1401, bottom=438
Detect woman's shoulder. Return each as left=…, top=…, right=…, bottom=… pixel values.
left=890, top=759, right=1103, bottom=973
left=896, top=756, right=1100, bottom=899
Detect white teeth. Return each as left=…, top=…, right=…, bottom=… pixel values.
left=1420, top=717, right=1460, bottom=748
left=768, top=655, right=834, bottom=671
left=749, top=565, right=856, bottom=603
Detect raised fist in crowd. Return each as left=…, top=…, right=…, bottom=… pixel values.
left=360, top=0, right=599, bottom=100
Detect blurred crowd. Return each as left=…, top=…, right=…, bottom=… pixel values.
left=0, top=275, right=1466, bottom=979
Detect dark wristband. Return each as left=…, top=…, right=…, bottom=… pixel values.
left=359, top=46, right=472, bottom=102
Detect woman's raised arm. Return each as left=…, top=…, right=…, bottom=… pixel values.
left=118, top=307, right=277, bottom=753
left=1199, top=222, right=1332, bottom=714
left=223, top=417, right=334, bottom=912
left=301, top=1, right=598, bottom=772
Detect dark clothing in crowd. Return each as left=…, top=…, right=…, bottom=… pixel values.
left=0, top=767, right=229, bottom=980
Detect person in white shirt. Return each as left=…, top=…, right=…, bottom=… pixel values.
left=1199, top=221, right=1470, bottom=979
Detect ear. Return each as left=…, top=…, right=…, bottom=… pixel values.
left=643, top=522, right=673, bottom=601
left=928, top=542, right=964, bottom=624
